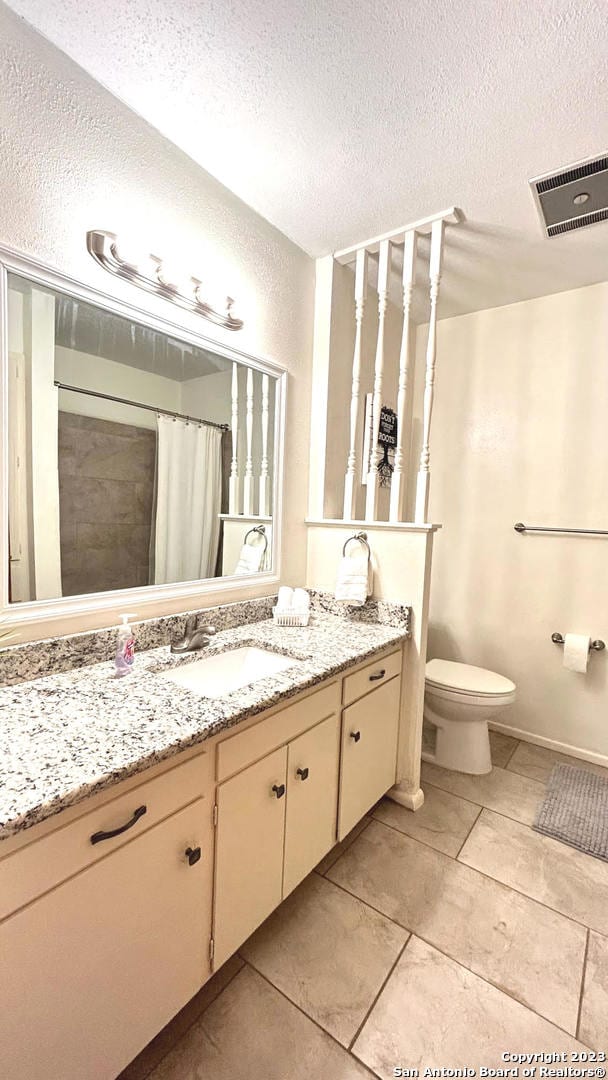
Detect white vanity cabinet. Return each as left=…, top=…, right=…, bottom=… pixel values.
left=212, top=683, right=342, bottom=968
left=0, top=757, right=215, bottom=1080
left=213, top=745, right=288, bottom=968
left=283, top=711, right=341, bottom=895
left=0, top=644, right=404, bottom=1080
left=338, top=653, right=402, bottom=839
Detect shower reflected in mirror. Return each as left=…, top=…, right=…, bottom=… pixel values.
left=6, top=272, right=277, bottom=604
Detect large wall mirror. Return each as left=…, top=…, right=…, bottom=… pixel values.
left=1, top=251, right=285, bottom=621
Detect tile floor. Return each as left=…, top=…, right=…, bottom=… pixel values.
left=120, top=735, right=608, bottom=1080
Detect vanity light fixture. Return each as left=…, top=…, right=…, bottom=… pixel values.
left=86, top=230, right=243, bottom=331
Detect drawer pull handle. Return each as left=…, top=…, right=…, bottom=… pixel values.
left=296, top=767, right=309, bottom=781
left=185, top=846, right=202, bottom=866
left=272, top=783, right=286, bottom=799
left=90, top=804, right=147, bottom=845
left=369, top=669, right=386, bottom=682
left=350, top=730, right=361, bottom=743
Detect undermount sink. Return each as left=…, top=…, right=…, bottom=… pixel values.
left=158, top=646, right=301, bottom=699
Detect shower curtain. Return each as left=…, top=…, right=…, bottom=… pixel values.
left=153, top=415, right=222, bottom=585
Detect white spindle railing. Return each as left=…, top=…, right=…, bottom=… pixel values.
left=414, top=218, right=445, bottom=522
left=365, top=238, right=391, bottom=520
left=228, top=361, right=239, bottom=514
left=243, top=367, right=255, bottom=515
left=343, top=248, right=368, bottom=519
left=389, top=229, right=417, bottom=522
left=333, top=207, right=459, bottom=526
left=259, top=373, right=270, bottom=516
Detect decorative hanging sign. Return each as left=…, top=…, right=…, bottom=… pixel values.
left=378, top=406, right=397, bottom=487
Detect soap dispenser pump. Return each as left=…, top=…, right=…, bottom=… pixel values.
left=115, top=613, right=137, bottom=677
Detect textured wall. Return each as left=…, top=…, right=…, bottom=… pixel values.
left=0, top=4, right=314, bottom=639
left=414, top=281, right=608, bottom=761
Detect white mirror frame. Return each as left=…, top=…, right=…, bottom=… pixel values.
left=0, top=243, right=286, bottom=629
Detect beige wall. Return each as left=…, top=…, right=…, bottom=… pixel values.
left=415, top=281, right=608, bottom=760
left=0, top=5, right=314, bottom=641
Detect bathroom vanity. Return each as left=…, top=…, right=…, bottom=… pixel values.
left=0, top=606, right=410, bottom=1080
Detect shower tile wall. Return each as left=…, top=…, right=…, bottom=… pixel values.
left=58, top=413, right=156, bottom=596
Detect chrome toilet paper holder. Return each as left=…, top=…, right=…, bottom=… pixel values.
left=551, top=632, right=605, bottom=652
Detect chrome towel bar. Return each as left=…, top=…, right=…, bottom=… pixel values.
left=244, top=524, right=268, bottom=554
left=551, top=633, right=605, bottom=652
left=515, top=523, right=608, bottom=537
left=342, top=531, right=371, bottom=558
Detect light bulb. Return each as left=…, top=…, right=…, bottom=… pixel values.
left=156, top=261, right=195, bottom=295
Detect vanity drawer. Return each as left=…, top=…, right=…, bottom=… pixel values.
left=216, top=681, right=341, bottom=782
left=342, top=648, right=402, bottom=707
left=0, top=751, right=214, bottom=921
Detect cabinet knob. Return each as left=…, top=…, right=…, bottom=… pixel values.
left=296, top=767, right=309, bottom=781
left=185, top=846, right=201, bottom=866
left=369, top=669, right=386, bottom=682
left=350, top=730, right=361, bottom=742
left=272, top=783, right=286, bottom=799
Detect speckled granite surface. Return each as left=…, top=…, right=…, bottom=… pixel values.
left=0, top=609, right=409, bottom=842
left=0, top=596, right=276, bottom=687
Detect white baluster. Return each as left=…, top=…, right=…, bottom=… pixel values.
left=343, top=248, right=368, bottom=520
left=259, top=373, right=270, bottom=516
left=415, top=219, right=445, bottom=522
left=365, top=239, right=391, bottom=521
left=229, top=361, right=240, bottom=514
left=389, top=230, right=417, bottom=522
left=243, top=367, right=255, bottom=515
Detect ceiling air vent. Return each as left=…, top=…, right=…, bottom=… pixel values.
left=529, top=154, right=608, bottom=237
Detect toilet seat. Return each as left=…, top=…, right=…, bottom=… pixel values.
left=425, top=659, right=516, bottom=706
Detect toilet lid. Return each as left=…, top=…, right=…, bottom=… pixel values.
left=426, top=659, right=516, bottom=696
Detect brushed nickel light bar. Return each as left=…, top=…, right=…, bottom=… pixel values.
left=86, top=230, right=243, bottom=331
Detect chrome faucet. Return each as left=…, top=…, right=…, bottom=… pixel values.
left=171, top=615, right=217, bottom=654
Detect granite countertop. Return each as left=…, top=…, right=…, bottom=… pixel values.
left=0, top=612, right=407, bottom=842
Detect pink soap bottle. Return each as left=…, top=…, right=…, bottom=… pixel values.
left=115, top=613, right=137, bottom=677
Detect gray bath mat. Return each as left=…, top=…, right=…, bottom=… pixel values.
left=533, top=763, right=608, bottom=862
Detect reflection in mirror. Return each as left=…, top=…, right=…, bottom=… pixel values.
left=6, top=272, right=277, bottom=603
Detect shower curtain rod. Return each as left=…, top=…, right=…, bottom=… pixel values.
left=54, top=382, right=229, bottom=431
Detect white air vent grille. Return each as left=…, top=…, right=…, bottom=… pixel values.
left=530, top=154, right=608, bottom=237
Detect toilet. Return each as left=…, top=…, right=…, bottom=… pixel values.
left=422, top=659, right=516, bottom=775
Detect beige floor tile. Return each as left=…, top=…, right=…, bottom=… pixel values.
left=421, top=760, right=544, bottom=825
left=315, top=815, right=370, bottom=874
left=148, top=964, right=374, bottom=1080
left=241, top=872, right=407, bottom=1046
left=490, top=730, right=519, bottom=767
left=460, top=810, right=608, bottom=935
left=353, top=936, right=586, bottom=1074
left=118, top=954, right=244, bottom=1080
left=372, top=787, right=480, bottom=857
left=327, top=819, right=585, bottom=1032
left=579, top=931, right=608, bottom=1050
left=507, top=741, right=608, bottom=784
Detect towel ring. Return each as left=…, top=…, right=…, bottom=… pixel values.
left=244, top=525, right=268, bottom=554
left=342, top=531, right=370, bottom=559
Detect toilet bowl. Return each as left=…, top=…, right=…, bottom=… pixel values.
left=422, top=659, right=516, bottom=775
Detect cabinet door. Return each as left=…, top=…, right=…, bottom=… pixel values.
left=0, top=799, right=212, bottom=1080
left=213, top=745, right=287, bottom=969
left=283, top=712, right=340, bottom=896
left=338, top=675, right=401, bottom=840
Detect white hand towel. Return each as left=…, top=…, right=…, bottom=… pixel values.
left=335, top=553, right=372, bottom=607
left=277, top=586, right=294, bottom=611
left=293, top=588, right=310, bottom=611
left=234, top=543, right=264, bottom=575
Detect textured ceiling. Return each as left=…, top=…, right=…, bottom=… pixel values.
left=5, top=0, right=608, bottom=317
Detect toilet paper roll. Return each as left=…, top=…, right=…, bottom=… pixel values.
left=563, top=633, right=590, bottom=673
